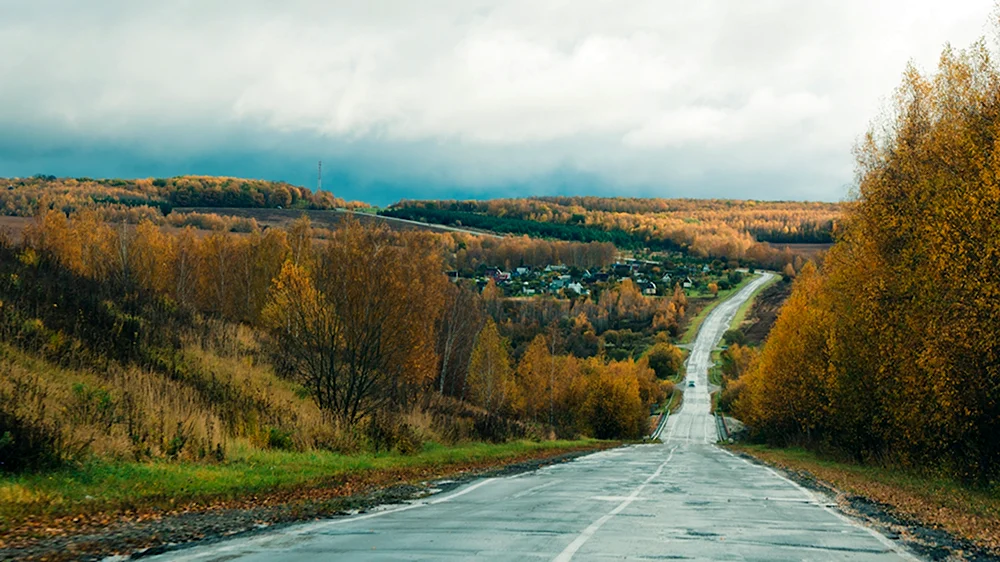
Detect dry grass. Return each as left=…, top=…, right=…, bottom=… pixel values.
left=0, top=344, right=227, bottom=462
left=0, top=322, right=329, bottom=466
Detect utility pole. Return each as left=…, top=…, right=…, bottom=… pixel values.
left=317, top=160, right=322, bottom=191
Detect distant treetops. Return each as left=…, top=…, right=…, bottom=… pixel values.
left=0, top=175, right=367, bottom=217
left=384, top=197, right=840, bottom=267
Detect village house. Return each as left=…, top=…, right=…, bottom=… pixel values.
left=485, top=267, right=511, bottom=283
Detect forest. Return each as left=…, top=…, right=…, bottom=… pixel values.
left=381, top=206, right=679, bottom=250
left=384, top=198, right=839, bottom=267
left=730, top=40, right=1000, bottom=485
left=0, top=210, right=683, bottom=473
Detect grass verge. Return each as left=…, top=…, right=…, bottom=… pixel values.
left=708, top=350, right=722, bottom=386
left=731, top=444, right=1000, bottom=554
left=656, top=388, right=682, bottom=415
left=0, top=439, right=610, bottom=535
left=679, top=275, right=756, bottom=344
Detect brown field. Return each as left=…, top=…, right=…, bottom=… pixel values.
left=173, top=208, right=500, bottom=237
left=764, top=242, right=833, bottom=259
left=0, top=216, right=31, bottom=243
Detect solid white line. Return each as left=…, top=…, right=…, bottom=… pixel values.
left=716, top=447, right=919, bottom=561
left=161, top=478, right=499, bottom=561
left=552, top=447, right=676, bottom=562
left=427, top=478, right=496, bottom=504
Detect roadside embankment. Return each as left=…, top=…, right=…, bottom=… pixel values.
left=0, top=439, right=616, bottom=561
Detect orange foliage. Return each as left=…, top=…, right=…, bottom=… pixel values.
left=738, top=37, right=1000, bottom=483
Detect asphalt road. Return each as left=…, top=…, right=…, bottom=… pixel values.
left=152, top=272, right=918, bottom=561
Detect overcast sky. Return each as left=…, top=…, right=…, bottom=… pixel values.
left=0, top=1, right=994, bottom=204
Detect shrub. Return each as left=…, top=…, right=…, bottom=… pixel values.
left=722, top=329, right=745, bottom=346
left=0, top=379, right=66, bottom=472
left=645, top=342, right=683, bottom=380
left=266, top=426, right=295, bottom=451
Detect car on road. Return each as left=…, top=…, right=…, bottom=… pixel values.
left=687, top=380, right=695, bottom=387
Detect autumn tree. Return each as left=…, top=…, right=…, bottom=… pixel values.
left=716, top=343, right=759, bottom=413
left=645, top=342, right=684, bottom=381
left=583, top=358, right=645, bottom=439
left=736, top=35, right=1000, bottom=483
left=263, top=219, right=446, bottom=425
left=436, top=282, right=484, bottom=397
left=735, top=262, right=832, bottom=443
left=466, top=318, right=515, bottom=414
left=515, top=334, right=552, bottom=422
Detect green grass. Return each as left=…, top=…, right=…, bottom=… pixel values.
left=679, top=274, right=757, bottom=344
left=0, top=439, right=604, bottom=526
left=708, top=350, right=723, bottom=386
left=656, top=389, right=682, bottom=415
left=728, top=273, right=780, bottom=333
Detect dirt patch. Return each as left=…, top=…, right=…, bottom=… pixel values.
left=0, top=216, right=30, bottom=243
left=741, top=280, right=792, bottom=346
left=0, top=446, right=611, bottom=562
left=731, top=451, right=1000, bottom=561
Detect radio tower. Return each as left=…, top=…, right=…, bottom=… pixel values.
left=317, top=160, right=322, bottom=191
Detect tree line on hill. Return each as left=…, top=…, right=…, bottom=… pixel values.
left=532, top=196, right=839, bottom=244
left=0, top=175, right=366, bottom=217
left=384, top=199, right=836, bottom=268
left=381, top=206, right=676, bottom=250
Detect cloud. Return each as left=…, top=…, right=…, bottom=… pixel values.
left=0, top=0, right=994, bottom=203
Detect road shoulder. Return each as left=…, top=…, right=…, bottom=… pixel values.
left=0, top=444, right=616, bottom=562
left=729, top=445, right=1000, bottom=561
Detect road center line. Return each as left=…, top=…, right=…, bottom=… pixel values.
left=552, top=447, right=676, bottom=562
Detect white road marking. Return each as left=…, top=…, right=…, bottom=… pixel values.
left=511, top=479, right=561, bottom=499
left=159, top=478, right=499, bottom=561
left=552, top=447, right=676, bottom=562
left=427, top=478, right=496, bottom=505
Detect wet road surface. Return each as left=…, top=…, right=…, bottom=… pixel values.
left=152, top=272, right=918, bottom=561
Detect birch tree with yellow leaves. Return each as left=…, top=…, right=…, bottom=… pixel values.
left=738, top=37, right=1000, bottom=483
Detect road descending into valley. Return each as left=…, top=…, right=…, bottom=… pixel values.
left=153, top=272, right=918, bottom=561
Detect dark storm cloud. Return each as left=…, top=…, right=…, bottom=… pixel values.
left=0, top=1, right=993, bottom=203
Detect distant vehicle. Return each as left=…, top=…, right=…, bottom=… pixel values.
left=687, top=380, right=695, bottom=387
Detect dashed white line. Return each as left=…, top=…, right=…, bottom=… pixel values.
left=552, top=447, right=676, bottom=562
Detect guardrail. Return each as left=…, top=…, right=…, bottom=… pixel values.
left=650, top=409, right=670, bottom=441
left=715, top=414, right=730, bottom=442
